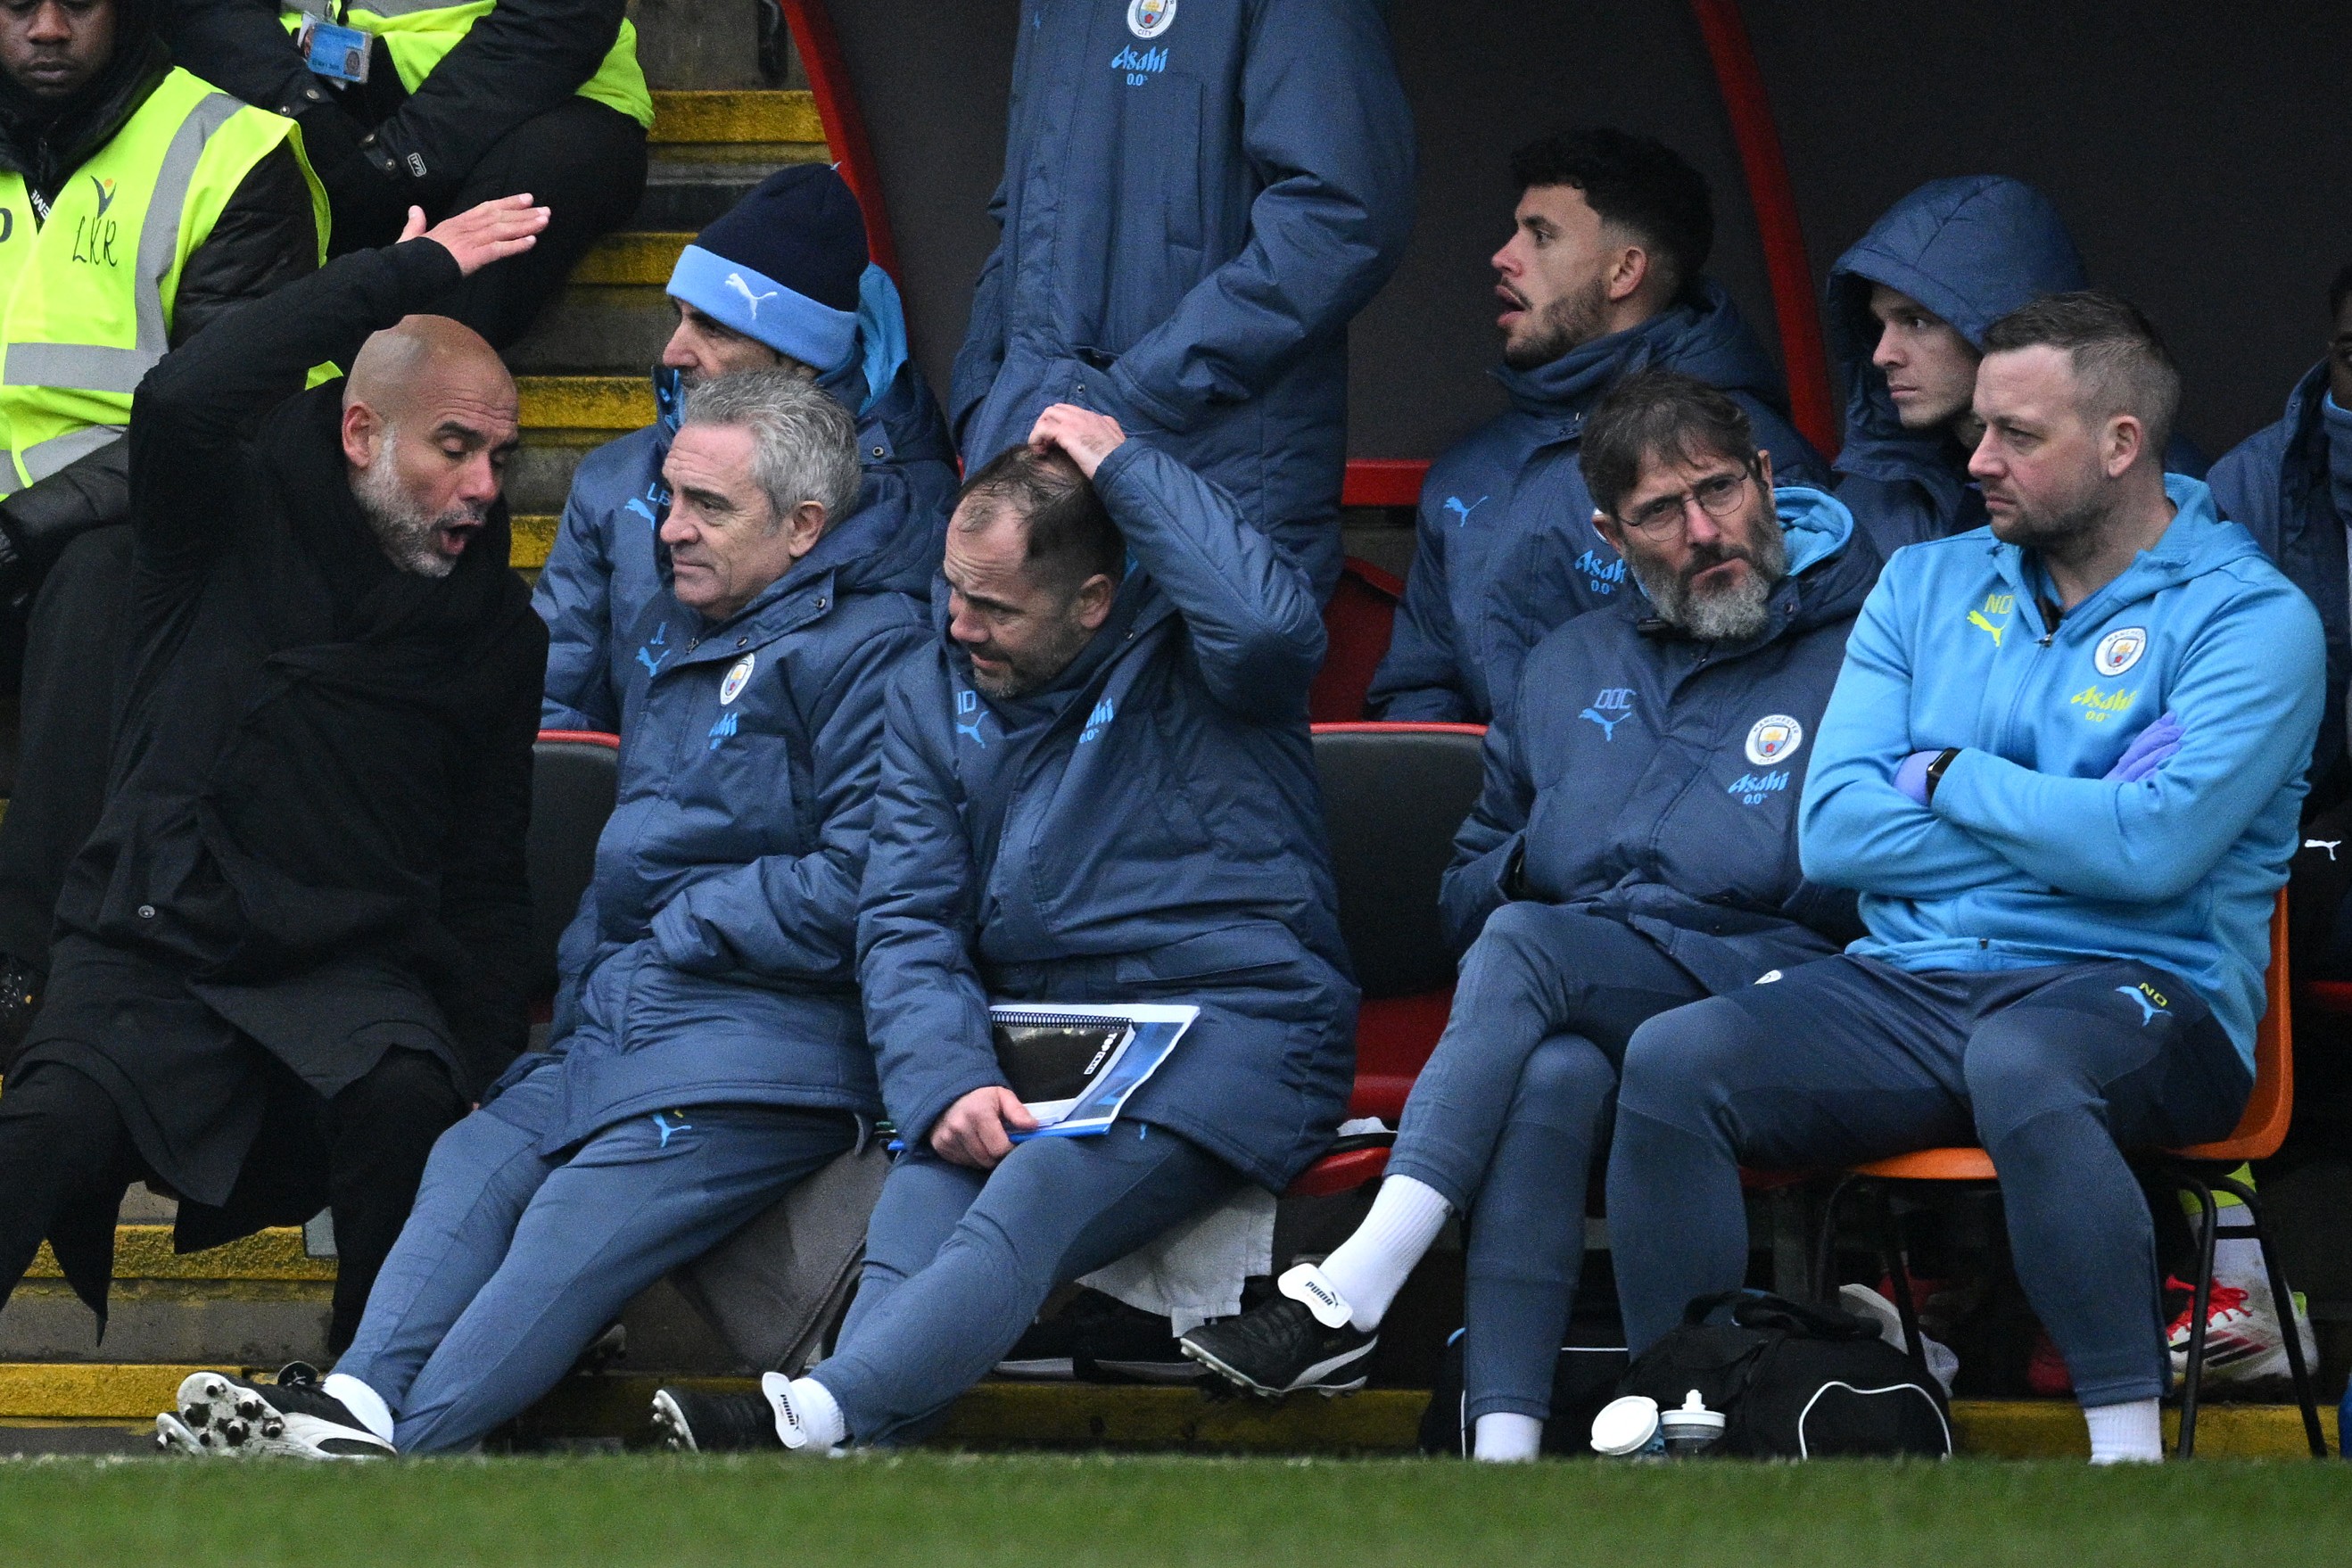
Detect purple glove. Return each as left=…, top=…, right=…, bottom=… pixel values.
left=2106, top=711, right=2183, bottom=783
left=1894, top=748, right=1941, bottom=805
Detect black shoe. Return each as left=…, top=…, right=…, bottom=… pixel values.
left=651, top=1384, right=788, bottom=1453
left=1180, top=1267, right=1376, bottom=1398
left=996, top=1288, right=1198, bottom=1383
left=172, top=1364, right=392, bottom=1459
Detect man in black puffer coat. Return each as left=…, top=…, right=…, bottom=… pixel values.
left=0, top=194, right=550, bottom=1351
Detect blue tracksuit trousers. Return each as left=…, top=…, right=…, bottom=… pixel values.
left=1386, top=904, right=1704, bottom=1424
left=333, top=1067, right=856, bottom=1452
left=1606, top=954, right=2253, bottom=1405
left=813, top=1123, right=1240, bottom=1445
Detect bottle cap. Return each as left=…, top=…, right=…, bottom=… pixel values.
left=1590, top=1394, right=1662, bottom=1455
left=1659, top=1389, right=1725, bottom=1434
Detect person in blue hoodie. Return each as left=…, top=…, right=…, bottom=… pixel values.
left=2210, top=263, right=2352, bottom=798
left=161, top=374, right=932, bottom=1459
left=948, top=0, right=1415, bottom=601
left=1180, top=371, right=1870, bottom=1460
left=1828, top=177, right=2208, bottom=563
left=1367, top=128, right=1828, bottom=723
left=648, top=404, right=1358, bottom=1453
left=1607, top=293, right=2324, bottom=1465
left=534, top=163, right=955, bottom=732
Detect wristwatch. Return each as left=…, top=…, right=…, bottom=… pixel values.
left=1923, top=747, right=1961, bottom=803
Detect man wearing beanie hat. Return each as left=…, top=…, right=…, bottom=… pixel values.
left=536, top=163, right=956, bottom=734
left=949, top=0, right=1415, bottom=601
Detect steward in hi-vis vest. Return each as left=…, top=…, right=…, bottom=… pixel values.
left=0, top=0, right=325, bottom=1056
left=168, top=0, right=651, bottom=345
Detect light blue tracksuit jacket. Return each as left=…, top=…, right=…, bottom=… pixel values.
left=1799, top=476, right=2324, bottom=1065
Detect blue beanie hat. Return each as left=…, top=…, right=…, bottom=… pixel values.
left=667, top=164, right=871, bottom=371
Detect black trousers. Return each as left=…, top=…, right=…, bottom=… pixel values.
left=329, top=96, right=649, bottom=349
left=0, top=1046, right=466, bottom=1351
left=0, top=525, right=129, bottom=975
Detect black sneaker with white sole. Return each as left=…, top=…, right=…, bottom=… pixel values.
left=1180, top=1294, right=1376, bottom=1398
left=173, top=1365, right=392, bottom=1460
left=996, top=1288, right=1201, bottom=1384
left=650, top=1385, right=783, bottom=1453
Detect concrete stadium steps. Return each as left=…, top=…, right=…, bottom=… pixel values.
left=0, top=1373, right=2338, bottom=1460
left=503, top=90, right=827, bottom=377
left=5, top=1226, right=334, bottom=1367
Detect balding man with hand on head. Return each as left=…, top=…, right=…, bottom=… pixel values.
left=0, top=195, right=551, bottom=1365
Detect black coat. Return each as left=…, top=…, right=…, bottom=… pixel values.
left=0, top=2, right=321, bottom=572
left=19, top=237, right=543, bottom=1217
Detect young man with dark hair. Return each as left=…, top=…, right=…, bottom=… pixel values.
left=1184, top=370, right=1873, bottom=1459
left=649, top=406, right=1356, bottom=1452
left=1607, top=292, right=2324, bottom=1465
left=1368, top=128, right=1828, bottom=723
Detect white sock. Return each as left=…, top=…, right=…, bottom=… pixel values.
left=2084, top=1398, right=2162, bottom=1464
left=1314, top=1176, right=1451, bottom=1332
left=763, top=1372, right=846, bottom=1449
left=320, top=1372, right=394, bottom=1445
left=2213, top=1230, right=2264, bottom=1285
left=1473, top=1412, right=1543, bottom=1463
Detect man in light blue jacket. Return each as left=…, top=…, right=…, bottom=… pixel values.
left=1606, top=293, right=2323, bottom=1465
left=162, top=373, right=929, bottom=1459
left=948, top=0, right=1415, bottom=600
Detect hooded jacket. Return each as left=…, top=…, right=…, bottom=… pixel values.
left=1825, top=177, right=2087, bottom=557
left=1800, top=477, right=2323, bottom=1066
left=945, top=0, right=1415, bottom=598
left=1441, top=487, right=1870, bottom=990
left=0, top=0, right=319, bottom=574
left=856, top=442, right=1358, bottom=1191
left=523, top=493, right=934, bottom=1148
left=1368, top=282, right=1831, bottom=723
left=2209, top=362, right=2349, bottom=794
left=533, top=359, right=957, bottom=732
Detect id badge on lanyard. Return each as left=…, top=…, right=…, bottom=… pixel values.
left=297, top=12, right=375, bottom=85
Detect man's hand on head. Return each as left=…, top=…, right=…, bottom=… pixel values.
left=1027, top=404, right=1126, bottom=480
left=930, top=1085, right=1039, bottom=1170
left=401, top=194, right=549, bottom=278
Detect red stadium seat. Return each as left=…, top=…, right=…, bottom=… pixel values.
left=1308, top=557, right=1405, bottom=723
left=1283, top=722, right=1488, bottom=1200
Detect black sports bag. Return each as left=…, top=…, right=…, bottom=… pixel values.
left=1617, top=1291, right=1952, bottom=1458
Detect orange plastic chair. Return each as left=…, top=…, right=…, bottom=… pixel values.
left=1817, top=892, right=2324, bottom=1458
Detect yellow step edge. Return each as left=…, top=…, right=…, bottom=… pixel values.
left=571, top=232, right=692, bottom=288
left=23, top=1226, right=333, bottom=1284
left=513, top=514, right=556, bottom=571
left=648, top=89, right=825, bottom=148
left=0, top=1370, right=2339, bottom=1459
left=519, top=376, right=656, bottom=433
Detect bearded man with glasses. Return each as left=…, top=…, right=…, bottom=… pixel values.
left=1181, top=368, right=1875, bottom=1459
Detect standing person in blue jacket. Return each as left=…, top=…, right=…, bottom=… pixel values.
left=2211, top=263, right=2352, bottom=799
left=1368, top=129, right=1829, bottom=723
left=1607, top=293, right=2324, bottom=1465
left=534, top=163, right=954, bottom=732
left=648, top=403, right=1358, bottom=1453
left=1183, top=371, right=1870, bottom=1459
left=947, top=0, right=1415, bottom=602
left=161, top=373, right=929, bottom=1459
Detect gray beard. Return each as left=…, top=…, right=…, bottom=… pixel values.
left=353, top=445, right=476, bottom=580
left=1625, top=520, right=1789, bottom=643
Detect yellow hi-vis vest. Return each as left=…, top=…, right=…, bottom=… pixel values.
left=0, top=68, right=329, bottom=492
left=283, top=0, right=655, bottom=134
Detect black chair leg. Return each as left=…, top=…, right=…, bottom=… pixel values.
left=2210, top=1171, right=2330, bottom=1458
left=1872, top=1185, right=1935, bottom=1387
left=1813, top=1174, right=1857, bottom=1303
left=2173, top=1172, right=2220, bottom=1460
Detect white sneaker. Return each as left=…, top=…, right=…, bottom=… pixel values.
left=2167, top=1271, right=2318, bottom=1387
left=173, top=1366, right=393, bottom=1460
left=1839, top=1283, right=1960, bottom=1396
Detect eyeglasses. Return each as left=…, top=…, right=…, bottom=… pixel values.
left=1615, top=460, right=1760, bottom=537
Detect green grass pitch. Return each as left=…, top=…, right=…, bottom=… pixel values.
left=3, top=1453, right=2349, bottom=1566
